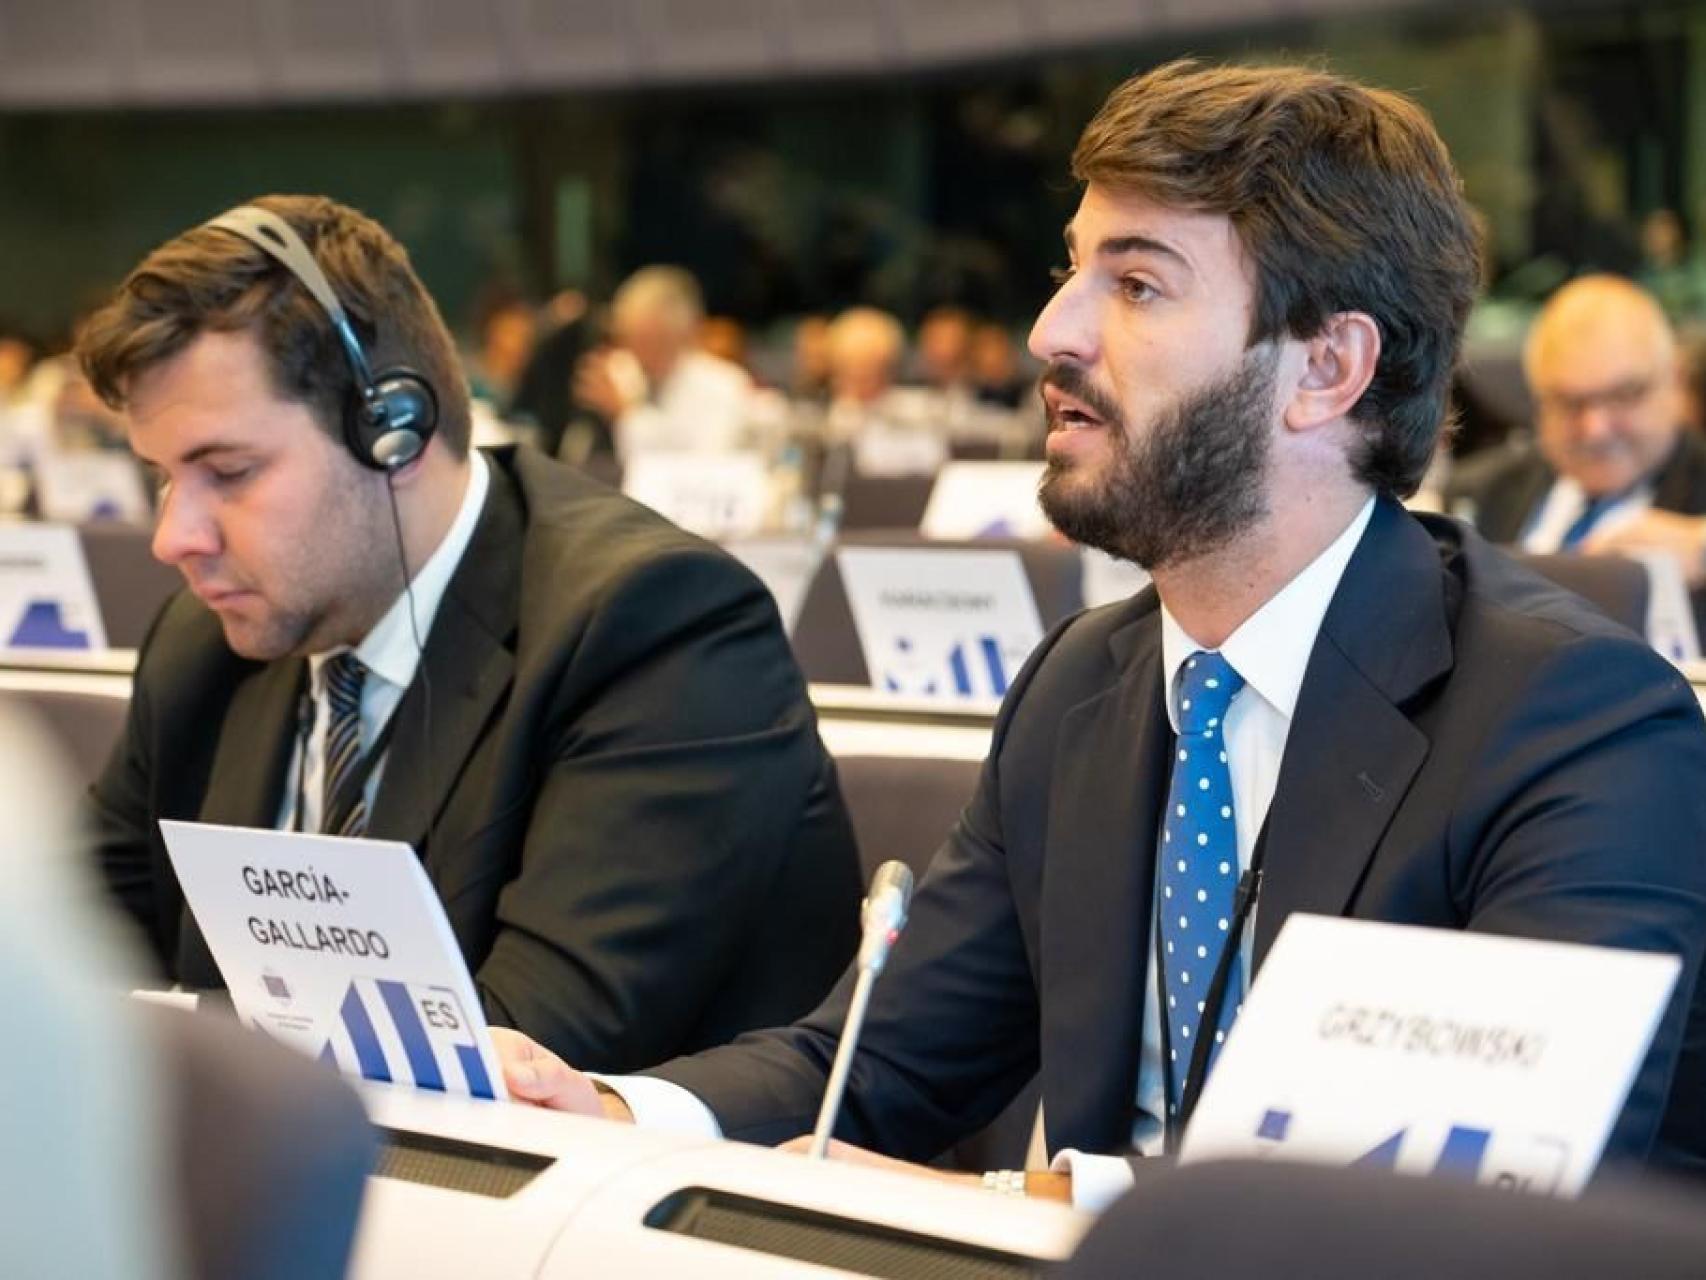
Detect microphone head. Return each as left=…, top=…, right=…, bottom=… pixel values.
left=858, top=860, right=915, bottom=974
left=865, top=860, right=915, bottom=915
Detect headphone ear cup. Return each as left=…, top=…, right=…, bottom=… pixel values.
left=348, top=369, right=439, bottom=470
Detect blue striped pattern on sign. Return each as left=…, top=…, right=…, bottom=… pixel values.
left=323, top=978, right=497, bottom=1100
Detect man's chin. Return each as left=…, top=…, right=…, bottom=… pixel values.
left=1040, top=471, right=1126, bottom=559
left=213, top=613, right=304, bottom=663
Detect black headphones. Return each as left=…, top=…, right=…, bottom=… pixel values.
left=203, top=205, right=439, bottom=471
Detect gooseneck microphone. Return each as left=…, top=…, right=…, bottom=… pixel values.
left=807, top=860, right=916, bottom=1159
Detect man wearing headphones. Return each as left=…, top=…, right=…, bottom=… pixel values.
left=75, top=194, right=862, bottom=1072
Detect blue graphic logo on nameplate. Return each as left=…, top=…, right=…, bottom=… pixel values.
left=882, top=633, right=1017, bottom=698
left=1253, top=1107, right=1569, bottom=1193
left=7, top=600, right=91, bottom=649
left=320, top=978, right=496, bottom=1099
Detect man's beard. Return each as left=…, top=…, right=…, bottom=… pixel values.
left=1037, top=345, right=1278, bottom=570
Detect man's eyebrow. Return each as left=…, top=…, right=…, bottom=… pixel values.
left=177, top=443, right=250, bottom=466
left=1062, top=224, right=1193, bottom=271
left=1096, top=234, right=1192, bottom=269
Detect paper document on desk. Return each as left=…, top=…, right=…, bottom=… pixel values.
left=160, top=820, right=506, bottom=1101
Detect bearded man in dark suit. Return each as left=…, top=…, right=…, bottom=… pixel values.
left=501, top=63, right=1706, bottom=1208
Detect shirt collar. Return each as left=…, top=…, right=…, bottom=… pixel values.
left=1159, top=496, right=1375, bottom=731
left=1554, top=474, right=1653, bottom=519
left=310, top=449, right=491, bottom=693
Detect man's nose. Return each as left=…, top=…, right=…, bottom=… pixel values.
left=150, top=486, right=219, bottom=567
left=1028, top=277, right=1098, bottom=368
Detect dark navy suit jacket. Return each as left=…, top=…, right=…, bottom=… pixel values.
left=89, top=446, right=861, bottom=1072
left=651, top=498, right=1706, bottom=1173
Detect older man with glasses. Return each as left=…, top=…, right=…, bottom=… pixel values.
left=1448, top=274, right=1706, bottom=577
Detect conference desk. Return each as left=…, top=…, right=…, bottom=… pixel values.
left=350, top=1082, right=1087, bottom=1279
left=9, top=655, right=1706, bottom=772
left=17, top=650, right=1706, bottom=1275
left=811, top=682, right=997, bottom=761
left=0, top=646, right=138, bottom=678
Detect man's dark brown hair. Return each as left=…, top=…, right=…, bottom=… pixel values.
left=1073, top=60, right=1480, bottom=497
left=77, top=194, right=471, bottom=457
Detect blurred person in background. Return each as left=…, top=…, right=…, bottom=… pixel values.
left=0, top=322, right=45, bottom=510
left=823, top=305, right=948, bottom=475
left=1638, top=209, right=1706, bottom=326
left=51, top=364, right=132, bottom=453
left=462, top=288, right=542, bottom=452
left=465, top=287, right=539, bottom=411
left=1673, top=325, right=1706, bottom=436
left=574, top=265, right=753, bottom=460
left=789, top=314, right=834, bottom=404
left=1444, top=206, right=1523, bottom=464
left=825, top=305, right=906, bottom=412
left=699, top=314, right=751, bottom=376
left=913, top=304, right=984, bottom=437
left=970, top=319, right=1032, bottom=410
left=0, top=320, right=39, bottom=405
left=0, top=339, right=152, bottom=522
left=507, top=288, right=605, bottom=464
left=914, top=304, right=975, bottom=396
left=1446, top=275, right=1706, bottom=586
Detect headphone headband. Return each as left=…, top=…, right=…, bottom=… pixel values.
left=202, top=204, right=438, bottom=471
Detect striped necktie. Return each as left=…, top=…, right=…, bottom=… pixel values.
left=321, top=652, right=370, bottom=838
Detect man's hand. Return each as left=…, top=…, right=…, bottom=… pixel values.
left=775, top=1137, right=1071, bottom=1202
left=1584, top=510, right=1706, bottom=587
left=491, top=1027, right=633, bottom=1121
left=573, top=349, right=632, bottom=420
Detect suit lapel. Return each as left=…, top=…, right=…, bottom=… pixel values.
left=366, top=455, right=521, bottom=856
left=1040, top=608, right=1171, bottom=1155
left=1252, top=500, right=1453, bottom=964
left=198, top=659, right=304, bottom=828
left=1652, top=432, right=1706, bottom=513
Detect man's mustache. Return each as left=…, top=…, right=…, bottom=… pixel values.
left=1039, top=361, right=1124, bottom=427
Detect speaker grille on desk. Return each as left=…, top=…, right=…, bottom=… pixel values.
left=373, top=1127, right=553, bottom=1199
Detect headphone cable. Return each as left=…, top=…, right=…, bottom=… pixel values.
left=385, top=475, right=436, bottom=863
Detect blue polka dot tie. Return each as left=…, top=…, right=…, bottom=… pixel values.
left=1159, top=650, right=1245, bottom=1112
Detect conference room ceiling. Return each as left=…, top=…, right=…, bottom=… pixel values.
left=0, top=0, right=1560, bottom=108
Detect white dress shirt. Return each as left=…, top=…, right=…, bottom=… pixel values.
left=614, top=350, right=753, bottom=461
left=1519, top=475, right=1652, bottom=552
left=1052, top=496, right=1374, bottom=1210
left=602, top=497, right=1379, bottom=1212
left=278, top=450, right=490, bottom=833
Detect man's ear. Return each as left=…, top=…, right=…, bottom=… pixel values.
left=1282, top=312, right=1381, bottom=433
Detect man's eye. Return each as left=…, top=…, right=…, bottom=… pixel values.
left=1120, top=277, right=1158, bottom=304
left=208, top=465, right=254, bottom=486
